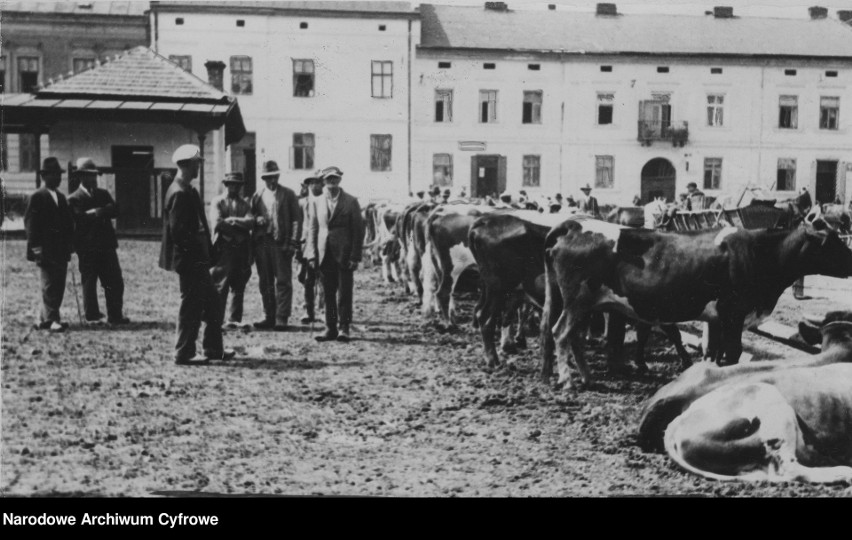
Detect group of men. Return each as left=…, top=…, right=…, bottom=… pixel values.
left=159, top=144, right=365, bottom=365
left=25, top=156, right=129, bottom=333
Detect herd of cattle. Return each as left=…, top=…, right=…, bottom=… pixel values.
left=361, top=196, right=852, bottom=485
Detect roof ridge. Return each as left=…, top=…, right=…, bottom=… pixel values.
left=144, top=47, right=230, bottom=100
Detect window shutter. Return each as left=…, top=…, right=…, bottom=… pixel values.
left=289, top=146, right=295, bottom=169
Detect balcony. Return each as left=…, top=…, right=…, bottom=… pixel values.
left=638, top=120, right=689, bottom=147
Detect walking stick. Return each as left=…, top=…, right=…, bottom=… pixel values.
left=69, top=257, right=84, bottom=325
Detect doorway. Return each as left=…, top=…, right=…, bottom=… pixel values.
left=112, top=146, right=155, bottom=231
left=470, top=155, right=506, bottom=198
left=815, top=160, right=838, bottom=205
left=640, top=157, right=676, bottom=203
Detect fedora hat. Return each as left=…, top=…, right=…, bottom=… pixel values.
left=39, top=157, right=66, bottom=174
left=223, top=171, right=244, bottom=184
left=74, top=157, right=101, bottom=176
left=260, top=160, right=281, bottom=178
left=172, top=144, right=201, bottom=164
left=319, top=166, right=343, bottom=180
left=580, top=183, right=593, bottom=191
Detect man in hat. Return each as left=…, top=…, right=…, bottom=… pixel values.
left=159, top=144, right=234, bottom=364
left=250, top=159, right=301, bottom=331
left=209, top=171, right=254, bottom=328
left=67, top=157, right=129, bottom=325
left=305, top=166, right=365, bottom=342
left=683, top=182, right=706, bottom=211
left=577, top=183, right=601, bottom=218
left=297, top=173, right=325, bottom=324
left=24, top=157, right=76, bottom=332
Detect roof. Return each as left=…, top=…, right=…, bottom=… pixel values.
left=40, top=46, right=229, bottom=101
left=151, top=1, right=415, bottom=16
left=419, top=4, right=852, bottom=59
left=0, top=1, right=148, bottom=16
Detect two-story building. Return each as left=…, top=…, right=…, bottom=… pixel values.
left=150, top=1, right=421, bottom=201
left=413, top=3, right=852, bottom=206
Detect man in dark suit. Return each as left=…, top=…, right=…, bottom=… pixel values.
left=159, top=144, right=235, bottom=365
left=250, top=160, right=301, bottom=331
left=209, top=171, right=254, bottom=328
left=25, top=157, right=76, bottom=332
left=578, top=183, right=601, bottom=218
left=68, top=157, right=129, bottom=325
left=305, top=166, right=365, bottom=343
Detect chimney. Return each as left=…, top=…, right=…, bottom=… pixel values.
left=205, top=60, right=225, bottom=91
left=713, top=6, right=734, bottom=18
left=484, top=2, right=508, bottom=11
left=596, top=3, right=617, bottom=16
left=838, top=10, right=852, bottom=24
left=808, top=6, right=828, bottom=19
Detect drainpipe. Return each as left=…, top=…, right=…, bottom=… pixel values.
left=34, top=131, right=42, bottom=189
left=757, top=64, right=765, bottom=193
left=197, top=132, right=206, bottom=202
left=559, top=49, right=565, bottom=195
left=407, top=18, right=413, bottom=196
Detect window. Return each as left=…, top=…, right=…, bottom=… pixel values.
left=230, top=56, right=252, bottom=95
left=300, top=22, right=308, bottom=29
left=776, top=158, right=796, bottom=191
left=826, top=70, right=838, bottom=78
left=707, top=94, right=724, bottom=127
left=779, top=95, right=798, bottom=129
left=819, top=96, right=839, bottom=130
left=435, top=89, right=453, bottom=122
left=290, top=133, right=314, bottom=170
left=169, top=55, right=192, bottom=72
left=600, top=65, right=612, bottom=73
left=523, top=155, right=541, bottom=187
left=370, top=135, right=392, bottom=171
left=522, top=91, right=542, bottom=124
left=784, top=69, right=797, bottom=76
left=704, top=158, right=722, bottom=190
left=175, top=17, right=184, bottom=25
left=597, top=93, right=614, bottom=125
left=657, top=66, right=669, bottom=73
left=371, top=61, right=392, bottom=98
left=236, top=19, right=245, bottom=27
left=711, top=67, right=723, bottom=74
left=438, top=61, right=451, bottom=69
left=379, top=25, right=386, bottom=31
left=0, top=56, right=5, bottom=93
left=528, top=64, right=540, bottom=71
left=483, top=63, right=495, bottom=70
left=433, top=154, right=453, bottom=187
left=595, top=156, right=614, bottom=189
left=18, top=56, right=39, bottom=93
left=72, top=58, right=95, bottom=73
left=19, top=134, right=38, bottom=172
left=293, top=59, right=315, bottom=97
left=479, top=90, right=497, bottom=123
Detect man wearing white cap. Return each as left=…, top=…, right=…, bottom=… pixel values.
left=159, top=144, right=234, bottom=365
left=68, top=157, right=129, bottom=325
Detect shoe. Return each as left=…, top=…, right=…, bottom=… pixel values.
left=37, top=321, right=53, bottom=330
left=337, top=325, right=351, bottom=343
left=253, top=319, right=275, bottom=330
left=203, top=348, right=236, bottom=361
left=315, top=331, right=339, bottom=343
left=300, top=315, right=317, bottom=324
left=49, top=321, right=66, bottom=333
left=86, top=314, right=106, bottom=324
left=274, top=320, right=289, bottom=332
left=108, top=316, right=131, bottom=325
left=223, top=321, right=239, bottom=330
left=175, top=355, right=210, bottom=366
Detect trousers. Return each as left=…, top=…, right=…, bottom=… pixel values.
left=39, top=261, right=68, bottom=323
left=77, top=250, right=124, bottom=320
left=254, top=237, right=293, bottom=323
left=320, top=256, right=354, bottom=330
left=176, top=264, right=224, bottom=361
left=211, top=241, right=252, bottom=322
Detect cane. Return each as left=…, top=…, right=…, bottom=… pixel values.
left=69, top=257, right=84, bottom=325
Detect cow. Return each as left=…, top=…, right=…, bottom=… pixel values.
left=541, top=209, right=852, bottom=389
left=421, top=203, right=493, bottom=326
left=822, top=203, right=852, bottom=234
left=470, top=211, right=691, bottom=370
left=639, top=311, right=852, bottom=483
left=395, top=201, right=438, bottom=298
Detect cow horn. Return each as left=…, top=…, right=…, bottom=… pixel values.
left=805, top=205, right=823, bottom=224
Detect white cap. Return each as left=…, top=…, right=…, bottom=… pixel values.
left=172, top=144, right=201, bottom=164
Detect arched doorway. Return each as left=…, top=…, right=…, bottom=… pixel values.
left=640, top=158, right=676, bottom=203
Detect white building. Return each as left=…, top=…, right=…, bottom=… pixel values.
left=150, top=1, right=421, bottom=201
left=413, top=3, right=852, bottom=206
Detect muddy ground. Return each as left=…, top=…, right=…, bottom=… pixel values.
left=2, top=239, right=851, bottom=497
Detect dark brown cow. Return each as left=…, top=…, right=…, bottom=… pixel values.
left=541, top=210, right=852, bottom=389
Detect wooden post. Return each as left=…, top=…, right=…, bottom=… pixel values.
left=197, top=132, right=206, bottom=202
left=33, top=131, right=42, bottom=188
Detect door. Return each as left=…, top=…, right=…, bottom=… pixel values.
left=112, top=146, right=155, bottom=231
left=639, top=101, right=671, bottom=138
left=640, top=158, right=676, bottom=203
left=815, top=160, right=838, bottom=205
left=470, top=155, right=506, bottom=198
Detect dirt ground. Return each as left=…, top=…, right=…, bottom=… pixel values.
left=2, top=239, right=851, bottom=497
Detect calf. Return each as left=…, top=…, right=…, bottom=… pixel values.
left=542, top=211, right=852, bottom=389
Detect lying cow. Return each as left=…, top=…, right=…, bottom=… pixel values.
left=542, top=209, right=852, bottom=389
left=638, top=311, right=852, bottom=483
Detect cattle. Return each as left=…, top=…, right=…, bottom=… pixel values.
left=421, top=204, right=493, bottom=326
left=821, top=203, right=852, bottom=234
left=638, top=311, right=852, bottom=483
left=541, top=209, right=852, bottom=389
left=605, top=206, right=645, bottom=228
left=395, top=201, right=438, bottom=298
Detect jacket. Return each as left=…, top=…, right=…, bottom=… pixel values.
left=250, top=184, right=301, bottom=247
left=68, top=186, right=119, bottom=253
left=209, top=192, right=253, bottom=246
left=305, top=189, right=365, bottom=266
left=24, top=187, right=75, bottom=265
left=159, top=180, right=213, bottom=273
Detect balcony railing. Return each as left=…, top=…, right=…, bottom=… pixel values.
left=637, top=120, right=689, bottom=147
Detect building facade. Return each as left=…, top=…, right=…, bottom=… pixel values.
left=0, top=2, right=149, bottom=195
left=413, top=3, right=852, bottom=206
left=150, top=1, right=421, bottom=201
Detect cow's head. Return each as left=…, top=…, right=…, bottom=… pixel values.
left=798, top=310, right=852, bottom=351
left=800, top=207, right=852, bottom=278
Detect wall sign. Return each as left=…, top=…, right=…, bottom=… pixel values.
left=459, top=141, right=486, bottom=151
